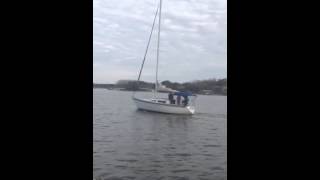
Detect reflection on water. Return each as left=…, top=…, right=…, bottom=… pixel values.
left=94, top=89, right=227, bottom=180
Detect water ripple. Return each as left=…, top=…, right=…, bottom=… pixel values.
left=171, top=169, right=192, bottom=173
left=116, top=159, right=138, bottom=163
left=203, top=144, right=221, bottom=147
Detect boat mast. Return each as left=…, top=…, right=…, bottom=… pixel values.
left=133, top=6, right=159, bottom=98
left=155, top=0, right=162, bottom=98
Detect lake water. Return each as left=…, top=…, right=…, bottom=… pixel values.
left=93, top=89, right=227, bottom=180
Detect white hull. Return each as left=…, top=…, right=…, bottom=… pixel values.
left=133, top=97, right=195, bottom=115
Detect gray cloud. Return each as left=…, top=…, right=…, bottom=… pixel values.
left=93, top=0, right=227, bottom=83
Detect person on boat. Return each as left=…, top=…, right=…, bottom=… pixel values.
left=176, top=95, right=181, bottom=105
left=182, top=95, right=189, bottom=106
left=168, top=93, right=175, bottom=104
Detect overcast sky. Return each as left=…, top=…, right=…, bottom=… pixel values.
left=93, top=0, right=227, bottom=84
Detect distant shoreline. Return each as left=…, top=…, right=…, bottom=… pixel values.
left=93, top=87, right=227, bottom=96
left=93, top=78, right=227, bottom=96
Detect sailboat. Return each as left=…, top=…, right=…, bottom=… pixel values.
left=132, top=0, right=197, bottom=115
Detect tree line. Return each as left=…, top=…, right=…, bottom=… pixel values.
left=94, top=78, right=227, bottom=95
left=161, top=78, right=227, bottom=95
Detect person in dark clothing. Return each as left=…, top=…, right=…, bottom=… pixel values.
left=177, top=95, right=181, bottom=105
left=168, top=93, right=175, bottom=104
left=182, top=95, right=189, bottom=106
